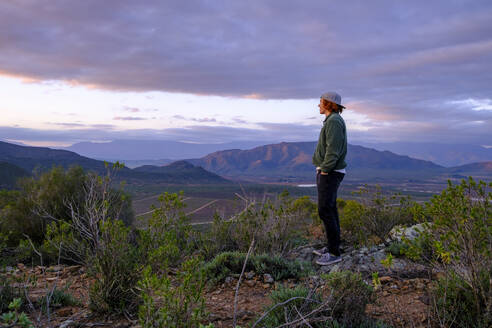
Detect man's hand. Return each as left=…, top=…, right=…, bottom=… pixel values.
left=320, top=171, right=328, bottom=175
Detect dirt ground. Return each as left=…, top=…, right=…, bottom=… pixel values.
left=1, top=264, right=433, bottom=327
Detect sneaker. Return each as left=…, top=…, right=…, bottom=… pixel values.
left=315, top=253, right=342, bottom=266
left=312, top=246, right=328, bottom=256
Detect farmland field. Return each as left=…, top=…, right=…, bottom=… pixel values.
left=129, top=179, right=442, bottom=227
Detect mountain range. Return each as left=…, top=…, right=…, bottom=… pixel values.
left=0, top=141, right=229, bottom=187
left=0, top=140, right=490, bottom=188
left=60, top=139, right=492, bottom=167
left=62, top=140, right=266, bottom=161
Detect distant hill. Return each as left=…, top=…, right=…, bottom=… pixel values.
left=0, top=141, right=229, bottom=185
left=133, top=160, right=229, bottom=184
left=62, top=140, right=266, bottom=161
left=355, top=142, right=492, bottom=167
left=0, top=161, right=30, bottom=189
left=0, top=140, right=110, bottom=174
left=444, top=161, right=492, bottom=180
left=187, top=142, right=445, bottom=182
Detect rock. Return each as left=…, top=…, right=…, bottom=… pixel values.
left=225, top=276, right=234, bottom=284
left=389, top=223, right=429, bottom=242
left=262, top=283, right=270, bottom=289
left=379, top=276, right=393, bottom=284
left=329, top=264, right=340, bottom=274
left=245, top=271, right=255, bottom=280
left=263, top=273, right=274, bottom=284
left=246, top=280, right=256, bottom=287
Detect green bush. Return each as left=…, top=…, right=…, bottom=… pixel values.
left=404, top=178, right=492, bottom=327
left=431, top=270, right=491, bottom=328
left=0, top=298, right=33, bottom=328
left=138, top=257, right=206, bottom=328
left=340, top=186, right=416, bottom=246
left=202, top=192, right=312, bottom=259
left=89, top=219, right=141, bottom=314
left=138, top=191, right=192, bottom=272
left=0, top=276, right=24, bottom=314
left=254, top=282, right=384, bottom=328
left=257, top=285, right=323, bottom=327
left=202, top=251, right=312, bottom=285
left=0, top=165, right=134, bottom=250
left=38, top=285, right=79, bottom=313
left=322, top=270, right=374, bottom=327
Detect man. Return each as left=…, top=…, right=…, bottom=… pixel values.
left=312, top=91, right=347, bottom=266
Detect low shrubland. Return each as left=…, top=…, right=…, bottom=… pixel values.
left=1, top=163, right=491, bottom=327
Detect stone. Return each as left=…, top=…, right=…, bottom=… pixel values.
left=379, top=276, right=393, bottom=284
left=225, top=276, right=234, bottom=284
left=245, top=271, right=255, bottom=280
left=389, top=223, right=430, bottom=242
left=329, top=264, right=340, bottom=274
left=263, top=273, right=274, bottom=283
left=246, top=280, right=256, bottom=287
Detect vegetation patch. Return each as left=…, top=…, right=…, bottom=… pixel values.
left=202, top=251, right=312, bottom=285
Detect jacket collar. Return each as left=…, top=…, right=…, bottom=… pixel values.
left=323, top=112, right=337, bottom=123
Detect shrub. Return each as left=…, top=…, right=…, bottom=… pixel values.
left=203, top=191, right=313, bottom=258
left=89, top=219, right=141, bottom=314
left=322, top=270, right=374, bottom=327
left=202, top=251, right=312, bottom=285
left=0, top=276, right=24, bottom=314
left=138, top=257, right=206, bottom=328
left=0, top=298, right=33, bottom=328
left=404, top=178, right=492, bottom=327
left=257, top=285, right=323, bottom=327
left=0, top=165, right=134, bottom=251
left=254, top=281, right=383, bottom=328
left=138, top=191, right=192, bottom=271
left=340, top=186, right=416, bottom=246
left=431, top=270, right=490, bottom=328
left=38, top=285, right=79, bottom=313
left=42, top=163, right=134, bottom=265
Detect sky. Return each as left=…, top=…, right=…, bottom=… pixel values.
left=0, top=0, right=491, bottom=148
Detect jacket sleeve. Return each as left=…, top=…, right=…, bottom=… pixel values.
left=320, top=121, right=344, bottom=173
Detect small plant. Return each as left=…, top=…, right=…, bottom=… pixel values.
left=371, top=272, right=381, bottom=291
left=380, top=253, right=393, bottom=270
left=38, top=285, right=79, bottom=313
left=202, top=251, right=312, bottom=285
left=0, top=298, right=33, bottom=328
left=386, top=240, right=407, bottom=257
left=256, top=285, right=322, bottom=327
left=322, top=270, right=374, bottom=327
left=0, top=276, right=24, bottom=314
left=138, top=257, right=206, bottom=328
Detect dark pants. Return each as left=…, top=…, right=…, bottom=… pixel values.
left=316, top=171, right=344, bottom=256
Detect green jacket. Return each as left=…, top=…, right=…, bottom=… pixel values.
left=312, top=112, right=347, bottom=173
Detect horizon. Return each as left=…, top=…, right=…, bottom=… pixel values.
left=1, top=1, right=491, bottom=148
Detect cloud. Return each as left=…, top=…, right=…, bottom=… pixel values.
left=123, top=106, right=140, bottom=112
left=113, top=116, right=148, bottom=121
left=173, top=115, right=217, bottom=123
left=0, top=1, right=491, bottom=145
